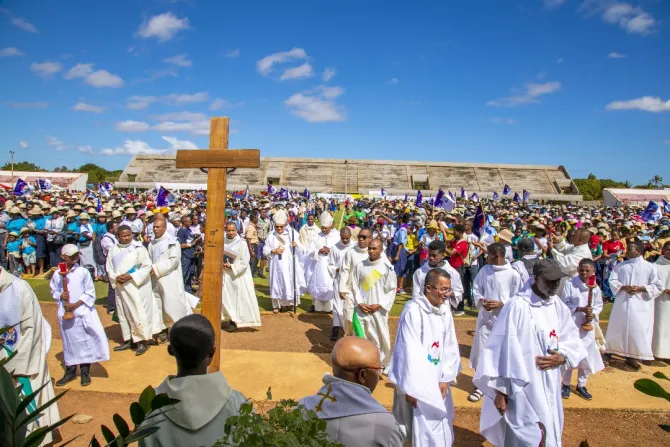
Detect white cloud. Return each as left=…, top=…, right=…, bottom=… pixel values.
left=209, top=98, right=243, bottom=110
left=137, top=12, right=190, bottom=41
left=11, top=17, right=37, bottom=33
left=153, top=111, right=207, bottom=122
left=165, top=54, right=192, bottom=67
left=285, top=85, right=346, bottom=123
left=490, top=117, right=517, bottom=125
left=322, top=68, right=336, bottom=82
left=125, top=92, right=207, bottom=110
left=64, top=63, right=94, bottom=79
left=127, top=96, right=157, bottom=110
left=77, top=145, right=94, bottom=154
left=8, top=101, right=49, bottom=109
left=280, top=63, right=314, bottom=81
left=256, top=48, right=307, bottom=76
left=100, top=140, right=168, bottom=156
left=47, top=136, right=67, bottom=151
left=605, top=96, right=670, bottom=113
left=19, top=141, right=28, bottom=149
left=579, top=1, right=656, bottom=35
left=161, top=136, right=198, bottom=150
left=225, top=48, right=240, bottom=58
left=31, top=61, right=62, bottom=77
left=607, top=51, right=626, bottom=58
left=488, top=81, right=561, bottom=107
left=115, top=120, right=151, bottom=132
left=73, top=101, right=106, bottom=113
left=153, top=120, right=210, bottom=135
left=164, top=92, right=208, bottom=104
left=0, top=47, right=23, bottom=57
left=543, top=0, right=566, bottom=8
left=388, top=77, right=399, bottom=85
left=557, top=57, right=564, bottom=64
left=64, top=63, right=124, bottom=88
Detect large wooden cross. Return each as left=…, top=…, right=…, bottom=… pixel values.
left=175, top=117, right=260, bottom=372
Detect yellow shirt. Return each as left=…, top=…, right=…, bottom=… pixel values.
left=406, top=233, right=418, bottom=252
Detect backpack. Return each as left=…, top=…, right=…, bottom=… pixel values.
left=93, top=234, right=107, bottom=265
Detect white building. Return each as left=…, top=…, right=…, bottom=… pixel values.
left=603, top=188, right=670, bottom=207
left=0, top=171, right=88, bottom=192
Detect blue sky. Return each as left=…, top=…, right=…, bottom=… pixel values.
left=0, top=0, right=668, bottom=185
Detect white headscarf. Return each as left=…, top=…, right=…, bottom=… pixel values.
left=320, top=211, right=334, bottom=227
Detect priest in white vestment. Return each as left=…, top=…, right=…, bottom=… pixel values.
left=300, top=214, right=321, bottom=286
left=469, top=243, right=522, bottom=403
left=389, top=268, right=461, bottom=446
left=327, top=227, right=355, bottom=340
left=604, top=241, right=663, bottom=369
left=107, top=225, right=157, bottom=356
left=412, top=239, right=463, bottom=309
left=350, top=239, right=397, bottom=369
left=653, top=241, right=670, bottom=359
left=222, top=222, right=261, bottom=330
left=50, top=244, right=110, bottom=386
left=149, top=218, right=192, bottom=339
left=560, top=259, right=604, bottom=401
left=473, top=259, right=587, bottom=447
left=307, top=211, right=341, bottom=315
left=1, top=267, right=60, bottom=445
left=548, top=228, right=592, bottom=296
left=263, top=210, right=307, bottom=312
left=339, top=228, right=374, bottom=335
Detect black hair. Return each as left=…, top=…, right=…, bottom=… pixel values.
left=169, top=314, right=215, bottom=369
left=106, top=221, right=117, bottom=231
left=428, top=239, right=446, bottom=253
left=118, top=225, right=132, bottom=233
left=578, top=258, right=596, bottom=268
left=629, top=240, right=645, bottom=254
left=453, top=224, right=465, bottom=233
left=425, top=268, right=451, bottom=288
left=250, top=210, right=259, bottom=220
left=488, top=242, right=506, bottom=257
left=517, top=237, right=535, bottom=254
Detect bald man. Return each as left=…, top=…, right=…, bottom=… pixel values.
left=300, top=337, right=402, bottom=447
left=548, top=228, right=593, bottom=296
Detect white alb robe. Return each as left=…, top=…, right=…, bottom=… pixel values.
left=470, top=262, right=522, bottom=370
left=338, top=245, right=370, bottom=335
left=222, top=236, right=261, bottom=328
left=511, top=254, right=538, bottom=287
left=473, top=288, right=587, bottom=447
left=389, top=295, right=461, bottom=447
left=0, top=269, right=60, bottom=446
left=351, top=257, right=397, bottom=367
left=107, top=243, right=158, bottom=342
left=552, top=241, right=592, bottom=297
left=263, top=228, right=307, bottom=308
left=412, top=261, right=464, bottom=308
left=149, top=234, right=192, bottom=329
left=605, top=256, right=663, bottom=360
left=300, top=224, right=321, bottom=285
left=327, top=240, right=355, bottom=327
left=49, top=264, right=110, bottom=365
left=307, top=230, right=341, bottom=312
left=653, top=256, right=670, bottom=358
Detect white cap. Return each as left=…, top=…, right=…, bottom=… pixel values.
left=320, top=211, right=334, bottom=227
left=272, top=209, right=288, bottom=225
left=61, top=244, right=79, bottom=256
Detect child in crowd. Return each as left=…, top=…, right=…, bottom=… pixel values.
left=6, top=231, right=22, bottom=276
left=20, top=227, right=37, bottom=277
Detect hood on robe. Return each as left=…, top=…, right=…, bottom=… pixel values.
left=299, top=374, right=388, bottom=420
left=155, top=372, right=235, bottom=431
left=415, top=293, right=448, bottom=315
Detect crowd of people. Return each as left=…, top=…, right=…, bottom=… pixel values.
left=0, top=186, right=669, bottom=446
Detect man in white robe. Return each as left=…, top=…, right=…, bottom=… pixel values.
left=339, top=228, right=374, bottom=335
left=1, top=267, right=60, bottom=444
left=511, top=238, right=538, bottom=286
left=262, top=209, right=306, bottom=312
left=327, top=227, right=355, bottom=341
left=350, top=238, right=397, bottom=369
left=604, top=240, right=663, bottom=369
left=412, top=239, right=464, bottom=309
left=389, top=268, right=461, bottom=446
left=50, top=244, right=110, bottom=386
left=107, top=225, right=156, bottom=356
left=300, top=214, right=321, bottom=286
left=561, top=258, right=604, bottom=401
left=469, top=243, right=522, bottom=403
left=473, top=259, right=587, bottom=447
left=548, top=228, right=593, bottom=296
left=301, top=337, right=403, bottom=446
left=653, top=241, right=670, bottom=360
left=149, top=218, right=192, bottom=341
left=222, top=222, right=261, bottom=331
left=307, top=211, right=341, bottom=315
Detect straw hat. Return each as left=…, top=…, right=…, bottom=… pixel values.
left=28, top=207, right=43, bottom=216
left=20, top=227, right=30, bottom=234
left=65, top=210, right=77, bottom=218
left=9, top=206, right=21, bottom=214
left=78, top=212, right=90, bottom=220
left=497, top=229, right=514, bottom=244
left=111, top=210, right=123, bottom=218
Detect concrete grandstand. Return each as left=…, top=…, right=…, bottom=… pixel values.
left=116, top=155, right=582, bottom=202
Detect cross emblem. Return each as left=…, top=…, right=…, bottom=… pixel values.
left=314, top=383, right=337, bottom=412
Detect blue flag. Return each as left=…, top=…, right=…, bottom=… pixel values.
left=503, top=184, right=512, bottom=195
left=473, top=204, right=486, bottom=238
left=98, top=183, right=110, bottom=198
left=470, top=192, right=479, bottom=202
left=303, top=188, right=310, bottom=199
left=96, top=197, right=103, bottom=213
left=641, top=201, right=662, bottom=223
left=104, top=181, right=114, bottom=191
left=428, top=198, right=434, bottom=206
left=37, top=179, right=51, bottom=190
left=449, top=191, right=456, bottom=202
left=435, top=188, right=445, bottom=207
left=280, top=188, right=289, bottom=200
left=404, top=193, right=408, bottom=202
left=157, top=186, right=170, bottom=206
left=493, top=191, right=500, bottom=201
left=523, top=190, right=530, bottom=202
left=513, top=192, right=521, bottom=203
left=460, top=187, right=467, bottom=199
left=381, top=188, right=386, bottom=197
left=663, top=200, right=670, bottom=214
left=13, top=178, right=28, bottom=196
left=416, top=190, right=423, bottom=206
left=267, top=184, right=277, bottom=194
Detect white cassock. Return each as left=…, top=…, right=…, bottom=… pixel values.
left=0, top=269, right=60, bottom=446
left=561, top=277, right=605, bottom=387
left=327, top=240, right=355, bottom=327
left=351, top=257, right=397, bottom=367
left=222, top=236, right=261, bottom=328
left=307, top=230, right=341, bottom=313
left=552, top=241, right=592, bottom=296
left=412, top=261, right=464, bottom=309
left=511, top=254, right=539, bottom=287
left=300, top=224, right=321, bottom=285
left=107, top=243, right=158, bottom=342
left=653, top=255, right=670, bottom=358
left=263, top=228, right=307, bottom=309
left=605, top=256, right=663, bottom=360
left=149, top=234, right=192, bottom=329
left=338, top=245, right=370, bottom=335
left=389, top=294, right=461, bottom=447
left=473, top=287, right=587, bottom=447
left=49, top=264, right=110, bottom=366
left=470, top=262, right=522, bottom=370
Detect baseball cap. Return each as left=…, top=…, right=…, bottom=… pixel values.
left=532, top=259, right=568, bottom=281
left=61, top=244, right=80, bottom=256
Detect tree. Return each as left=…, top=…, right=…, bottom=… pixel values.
left=622, top=180, right=632, bottom=188
left=651, top=175, right=664, bottom=188
left=573, top=174, right=627, bottom=201
left=0, top=161, right=45, bottom=172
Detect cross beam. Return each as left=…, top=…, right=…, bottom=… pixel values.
left=175, top=117, right=260, bottom=372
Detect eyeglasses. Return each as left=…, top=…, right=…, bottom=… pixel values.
left=428, top=286, right=453, bottom=294
left=357, top=235, right=369, bottom=240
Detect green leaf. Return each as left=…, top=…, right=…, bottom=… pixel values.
left=0, top=362, right=19, bottom=416
left=0, top=349, right=17, bottom=368
left=89, top=435, right=102, bottom=447
left=22, top=413, right=74, bottom=447
left=112, top=413, right=130, bottom=438
left=634, top=379, right=670, bottom=401
left=139, top=386, right=156, bottom=415
left=123, top=425, right=160, bottom=444
left=150, top=393, right=179, bottom=411
left=652, top=371, right=670, bottom=381
left=17, top=389, right=69, bottom=431
left=100, top=425, right=116, bottom=444
left=15, top=381, right=50, bottom=417
left=129, top=402, right=146, bottom=427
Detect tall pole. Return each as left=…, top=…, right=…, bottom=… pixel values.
left=10, top=151, right=15, bottom=186
left=344, top=160, right=348, bottom=198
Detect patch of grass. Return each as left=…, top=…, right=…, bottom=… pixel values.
left=27, top=278, right=109, bottom=306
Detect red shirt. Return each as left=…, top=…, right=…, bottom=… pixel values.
left=602, top=240, right=624, bottom=256
left=449, top=239, right=469, bottom=269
